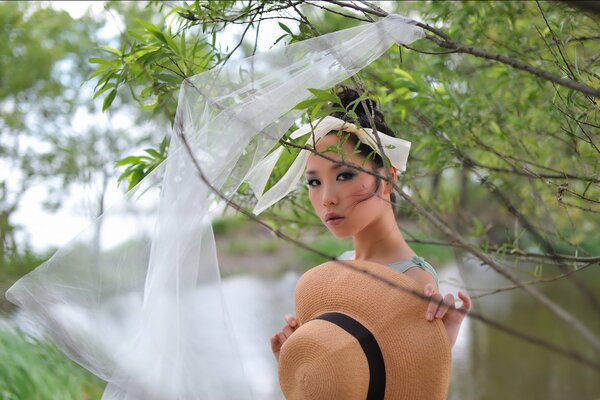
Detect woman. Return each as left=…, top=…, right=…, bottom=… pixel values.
left=270, top=85, right=471, bottom=362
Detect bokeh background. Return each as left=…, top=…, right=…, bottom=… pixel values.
left=1, top=1, right=599, bottom=399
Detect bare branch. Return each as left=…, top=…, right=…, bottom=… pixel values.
left=176, top=112, right=600, bottom=371
left=425, top=33, right=600, bottom=98
left=317, top=0, right=600, bottom=97
left=305, top=1, right=372, bottom=22
left=458, top=260, right=597, bottom=299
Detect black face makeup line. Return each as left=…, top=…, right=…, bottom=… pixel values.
left=306, top=169, right=357, bottom=187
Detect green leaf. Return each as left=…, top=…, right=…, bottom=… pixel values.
left=271, top=34, right=288, bottom=48
left=92, top=83, right=116, bottom=100
left=99, top=45, right=122, bottom=57
left=88, top=57, right=116, bottom=66
left=140, top=86, right=154, bottom=99
left=395, top=79, right=420, bottom=92
left=102, top=89, right=118, bottom=112
left=154, top=73, right=182, bottom=86
left=135, top=18, right=162, bottom=34
left=278, top=22, right=292, bottom=34
left=308, top=88, right=339, bottom=104
left=293, top=98, right=322, bottom=110
left=115, top=156, right=142, bottom=167
left=393, top=68, right=416, bottom=81
left=144, top=148, right=162, bottom=158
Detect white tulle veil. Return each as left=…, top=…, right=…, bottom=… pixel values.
left=6, top=14, right=424, bottom=400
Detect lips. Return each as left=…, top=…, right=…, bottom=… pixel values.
left=324, top=212, right=344, bottom=225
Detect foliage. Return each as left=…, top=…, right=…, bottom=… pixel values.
left=91, top=2, right=599, bottom=258
left=0, top=2, right=164, bottom=266
left=0, top=2, right=95, bottom=262
left=2, top=2, right=598, bottom=389
left=84, top=2, right=600, bottom=369
left=89, top=3, right=219, bottom=118
left=0, top=329, right=105, bottom=399
left=116, top=136, right=169, bottom=190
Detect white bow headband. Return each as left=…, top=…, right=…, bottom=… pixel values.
left=245, top=115, right=412, bottom=215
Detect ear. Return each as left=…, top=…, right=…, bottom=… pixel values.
left=383, top=166, right=397, bottom=195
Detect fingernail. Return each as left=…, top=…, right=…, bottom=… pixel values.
left=426, top=312, right=433, bottom=320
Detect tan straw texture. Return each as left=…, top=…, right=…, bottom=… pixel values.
left=278, top=260, right=451, bottom=400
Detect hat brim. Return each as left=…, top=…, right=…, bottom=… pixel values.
left=279, top=259, right=451, bottom=400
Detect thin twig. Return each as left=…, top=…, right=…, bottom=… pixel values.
left=457, top=261, right=597, bottom=299
left=176, top=116, right=600, bottom=371
left=319, top=0, right=600, bottom=97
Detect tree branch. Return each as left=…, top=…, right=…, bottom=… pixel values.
left=176, top=113, right=600, bottom=371
left=319, top=0, right=600, bottom=98
left=455, top=260, right=597, bottom=299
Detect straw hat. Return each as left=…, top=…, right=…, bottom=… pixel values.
left=278, top=259, right=451, bottom=400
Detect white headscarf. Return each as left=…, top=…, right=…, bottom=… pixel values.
left=245, top=115, right=411, bottom=215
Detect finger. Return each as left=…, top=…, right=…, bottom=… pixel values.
left=457, top=291, right=472, bottom=312
left=270, top=334, right=280, bottom=351
left=426, top=293, right=443, bottom=320
left=435, top=294, right=455, bottom=319
left=282, top=324, right=294, bottom=339
left=278, top=332, right=287, bottom=345
left=423, top=283, right=436, bottom=297
left=285, top=314, right=297, bottom=328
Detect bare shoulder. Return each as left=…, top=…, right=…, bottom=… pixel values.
left=403, top=266, right=438, bottom=291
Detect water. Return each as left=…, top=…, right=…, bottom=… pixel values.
left=5, top=258, right=600, bottom=399
left=444, top=255, right=600, bottom=400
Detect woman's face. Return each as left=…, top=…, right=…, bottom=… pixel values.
left=305, top=133, right=392, bottom=237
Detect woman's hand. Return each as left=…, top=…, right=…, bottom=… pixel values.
left=423, top=283, right=471, bottom=348
left=270, top=314, right=299, bottom=362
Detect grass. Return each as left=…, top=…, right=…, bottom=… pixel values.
left=0, top=328, right=105, bottom=400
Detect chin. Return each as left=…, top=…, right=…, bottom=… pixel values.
left=327, top=227, right=354, bottom=238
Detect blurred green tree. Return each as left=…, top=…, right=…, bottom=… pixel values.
left=0, top=2, right=163, bottom=268
left=90, top=0, right=600, bottom=366
left=0, top=2, right=98, bottom=264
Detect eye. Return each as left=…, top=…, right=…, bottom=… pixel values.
left=337, top=172, right=355, bottom=181
left=307, top=179, right=320, bottom=187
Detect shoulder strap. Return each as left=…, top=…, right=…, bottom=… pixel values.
left=336, top=252, right=440, bottom=286
left=388, top=256, right=440, bottom=286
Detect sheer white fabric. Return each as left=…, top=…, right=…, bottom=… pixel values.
left=6, top=14, right=424, bottom=399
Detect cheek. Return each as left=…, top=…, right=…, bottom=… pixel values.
left=345, top=178, right=378, bottom=203
left=308, top=189, right=319, bottom=209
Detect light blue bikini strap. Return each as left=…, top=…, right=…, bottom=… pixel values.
left=337, top=251, right=439, bottom=286
left=388, top=255, right=439, bottom=286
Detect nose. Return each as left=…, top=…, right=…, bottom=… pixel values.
left=321, top=184, right=338, bottom=207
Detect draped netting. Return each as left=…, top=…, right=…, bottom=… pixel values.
left=6, top=14, right=424, bottom=400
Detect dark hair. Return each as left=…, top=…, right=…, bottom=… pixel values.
left=326, top=84, right=399, bottom=211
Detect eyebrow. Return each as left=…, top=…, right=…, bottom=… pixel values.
left=305, top=164, right=345, bottom=176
